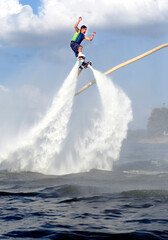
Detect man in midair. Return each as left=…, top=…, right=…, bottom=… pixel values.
left=70, top=17, right=96, bottom=59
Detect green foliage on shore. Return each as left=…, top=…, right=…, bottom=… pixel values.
left=147, top=107, right=168, bottom=137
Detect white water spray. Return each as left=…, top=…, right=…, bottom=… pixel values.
left=0, top=61, right=79, bottom=173
left=68, top=68, right=133, bottom=173
left=0, top=63, right=132, bottom=175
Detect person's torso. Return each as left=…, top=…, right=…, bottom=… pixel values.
left=72, top=32, right=85, bottom=44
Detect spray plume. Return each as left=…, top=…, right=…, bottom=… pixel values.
left=68, top=68, right=133, bottom=173
left=0, top=64, right=132, bottom=175
left=0, top=61, right=79, bottom=173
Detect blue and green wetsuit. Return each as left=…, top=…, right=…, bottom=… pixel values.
left=70, top=31, right=85, bottom=57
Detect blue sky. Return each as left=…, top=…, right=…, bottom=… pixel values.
left=19, top=0, right=41, bottom=14
left=0, top=0, right=168, bottom=139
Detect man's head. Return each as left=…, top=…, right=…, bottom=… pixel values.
left=80, top=25, right=87, bottom=33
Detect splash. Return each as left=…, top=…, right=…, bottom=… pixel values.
left=0, top=64, right=132, bottom=175
left=0, top=61, right=79, bottom=173
left=67, top=68, right=133, bottom=173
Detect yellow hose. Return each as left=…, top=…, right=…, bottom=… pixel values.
left=75, top=43, right=168, bottom=96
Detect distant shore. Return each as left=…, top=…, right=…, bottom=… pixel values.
left=138, top=136, right=168, bottom=144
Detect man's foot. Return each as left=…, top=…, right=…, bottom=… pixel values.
left=78, top=52, right=85, bottom=61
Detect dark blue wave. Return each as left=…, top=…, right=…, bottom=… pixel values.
left=0, top=169, right=168, bottom=240
left=0, top=191, right=38, bottom=197
left=1, top=187, right=168, bottom=201
left=3, top=230, right=168, bottom=239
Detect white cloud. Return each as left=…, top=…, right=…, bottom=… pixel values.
left=0, top=85, right=10, bottom=93
left=0, top=0, right=22, bottom=18
left=0, top=0, right=168, bottom=47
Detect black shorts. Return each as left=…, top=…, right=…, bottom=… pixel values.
left=70, top=41, right=82, bottom=57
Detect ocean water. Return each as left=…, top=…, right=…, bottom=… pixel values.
left=0, top=65, right=168, bottom=239
left=0, top=141, right=168, bottom=239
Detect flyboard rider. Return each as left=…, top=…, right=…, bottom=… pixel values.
left=70, top=17, right=96, bottom=60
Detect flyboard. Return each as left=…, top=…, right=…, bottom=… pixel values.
left=78, top=56, right=92, bottom=76
left=75, top=43, right=168, bottom=96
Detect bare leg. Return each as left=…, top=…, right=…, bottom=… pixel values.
left=78, top=46, right=85, bottom=59
left=78, top=46, right=82, bottom=53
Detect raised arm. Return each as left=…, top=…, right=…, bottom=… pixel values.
left=74, top=17, right=82, bottom=32
left=85, top=32, right=96, bottom=41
